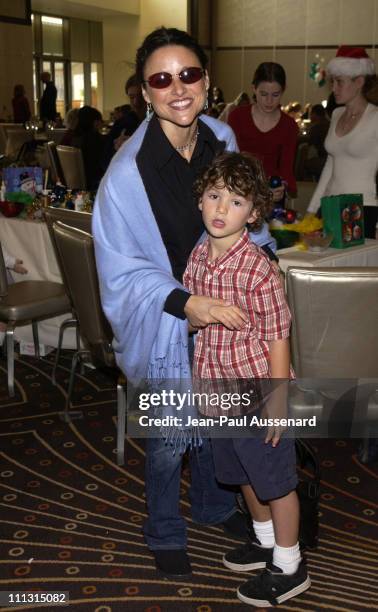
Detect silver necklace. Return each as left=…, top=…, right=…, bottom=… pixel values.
left=175, top=129, right=199, bottom=152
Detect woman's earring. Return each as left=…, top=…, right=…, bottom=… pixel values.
left=146, top=102, right=153, bottom=121
left=203, top=96, right=209, bottom=111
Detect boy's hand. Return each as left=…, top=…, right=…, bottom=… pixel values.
left=184, top=295, right=247, bottom=329
left=263, top=338, right=290, bottom=446
left=13, top=259, right=28, bottom=274
left=262, top=401, right=287, bottom=447
left=209, top=304, right=248, bottom=330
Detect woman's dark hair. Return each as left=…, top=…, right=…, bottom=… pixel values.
left=252, top=62, right=286, bottom=90
left=75, top=105, right=102, bottom=134
left=194, top=152, right=272, bottom=231
left=125, top=73, right=139, bottom=94
left=136, top=26, right=208, bottom=85
left=13, top=84, right=25, bottom=97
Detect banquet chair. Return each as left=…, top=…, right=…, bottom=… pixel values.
left=287, top=266, right=378, bottom=454
left=56, top=145, right=86, bottom=190
left=46, top=129, right=68, bottom=145
left=0, top=242, right=71, bottom=397
left=51, top=220, right=127, bottom=466
left=0, top=124, right=23, bottom=155
left=5, top=129, right=34, bottom=158
left=46, top=141, right=66, bottom=184
left=43, top=207, right=93, bottom=384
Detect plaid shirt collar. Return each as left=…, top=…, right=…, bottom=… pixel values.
left=199, top=228, right=251, bottom=267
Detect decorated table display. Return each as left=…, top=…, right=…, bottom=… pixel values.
left=0, top=185, right=93, bottom=221
left=0, top=169, right=93, bottom=351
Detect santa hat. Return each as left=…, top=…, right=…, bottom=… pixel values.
left=327, top=46, right=376, bottom=77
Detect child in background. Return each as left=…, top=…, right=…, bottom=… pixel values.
left=183, top=152, right=310, bottom=607
left=0, top=246, right=28, bottom=346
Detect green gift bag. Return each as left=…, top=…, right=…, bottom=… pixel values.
left=321, top=194, right=365, bottom=249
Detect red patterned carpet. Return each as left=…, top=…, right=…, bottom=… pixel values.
left=0, top=352, right=377, bottom=611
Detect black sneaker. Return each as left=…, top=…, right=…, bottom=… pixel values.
left=153, top=549, right=192, bottom=579
left=223, top=537, right=273, bottom=571
left=237, top=559, right=311, bottom=607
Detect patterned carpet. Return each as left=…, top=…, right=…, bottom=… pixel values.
left=0, top=351, right=377, bottom=611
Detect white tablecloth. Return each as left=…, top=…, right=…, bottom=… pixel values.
left=278, top=239, right=378, bottom=273
left=0, top=216, right=76, bottom=349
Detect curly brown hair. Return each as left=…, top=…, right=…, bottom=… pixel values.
left=194, top=152, right=272, bottom=231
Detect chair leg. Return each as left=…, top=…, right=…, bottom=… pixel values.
left=75, top=322, right=81, bottom=351
left=52, top=317, right=77, bottom=385
left=116, top=382, right=127, bottom=466
left=359, top=437, right=370, bottom=464
left=32, top=321, right=40, bottom=358
left=59, top=349, right=87, bottom=423
left=6, top=327, right=15, bottom=397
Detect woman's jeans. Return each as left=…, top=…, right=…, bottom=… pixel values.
left=143, top=436, right=236, bottom=550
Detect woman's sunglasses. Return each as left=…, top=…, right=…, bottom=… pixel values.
left=143, top=67, right=205, bottom=89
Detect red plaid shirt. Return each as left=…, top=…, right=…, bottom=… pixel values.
left=183, top=230, right=291, bottom=378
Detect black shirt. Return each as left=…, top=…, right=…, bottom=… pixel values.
left=136, top=115, right=226, bottom=318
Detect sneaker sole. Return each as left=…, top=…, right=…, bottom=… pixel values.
left=237, top=576, right=311, bottom=607
left=223, top=555, right=268, bottom=572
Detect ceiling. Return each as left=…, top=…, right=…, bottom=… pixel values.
left=31, top=0, right=140, bottom=20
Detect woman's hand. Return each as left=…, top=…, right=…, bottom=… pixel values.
left=270, top=184, right=285, bottom=203
left=209, top=304, right=248, bottom=330
left=184, top=295, right=247, bottom=329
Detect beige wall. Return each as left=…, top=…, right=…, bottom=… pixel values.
left=213, top=0, right=378, bottom=105
left=102, top=14, right=140, bottom=116
left=102, top=0, right=188, bottom=117
left=139, top=0, right=187, bottom=41
left=0, top=22, right=33, bottom=121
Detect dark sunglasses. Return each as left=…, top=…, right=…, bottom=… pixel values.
left=143, top=67, right=205, bottom=89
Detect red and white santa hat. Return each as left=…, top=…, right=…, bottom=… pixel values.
left=327, top=46, right=376, bottom=77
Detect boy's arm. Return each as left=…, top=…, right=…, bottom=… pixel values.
left=183, top=252, right=247, bottom=330
left=264, top=337, right=290, bottom=447
left=269, top=337, right=290, bottom=379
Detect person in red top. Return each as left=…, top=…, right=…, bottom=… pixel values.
left=228, top=62, right=298, bottom=201
left=183, top=152, right=310, bottom=607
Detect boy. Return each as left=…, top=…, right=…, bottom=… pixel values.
left=183, top=152, right=311, bottom=607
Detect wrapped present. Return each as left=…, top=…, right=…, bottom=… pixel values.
left=321, top=194, right=364, bottom=249
left=2, top=167, right=43, bottom=195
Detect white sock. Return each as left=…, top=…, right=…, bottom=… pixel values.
left=273, top=542, right=301, bottom=574
left=253, top=519, right=275, bottom=548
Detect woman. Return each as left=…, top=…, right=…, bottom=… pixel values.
left=228, top=62, right=298, bottom=202
left=71, top=105, right=105, bottom=190
left=307, top=47, right=378, bottom=238
left=93, top=27, right=275, bottom=580
left=12, top=84, right=31, bottom=124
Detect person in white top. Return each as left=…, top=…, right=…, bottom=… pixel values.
left=307, top=46, right=378, bottom=238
